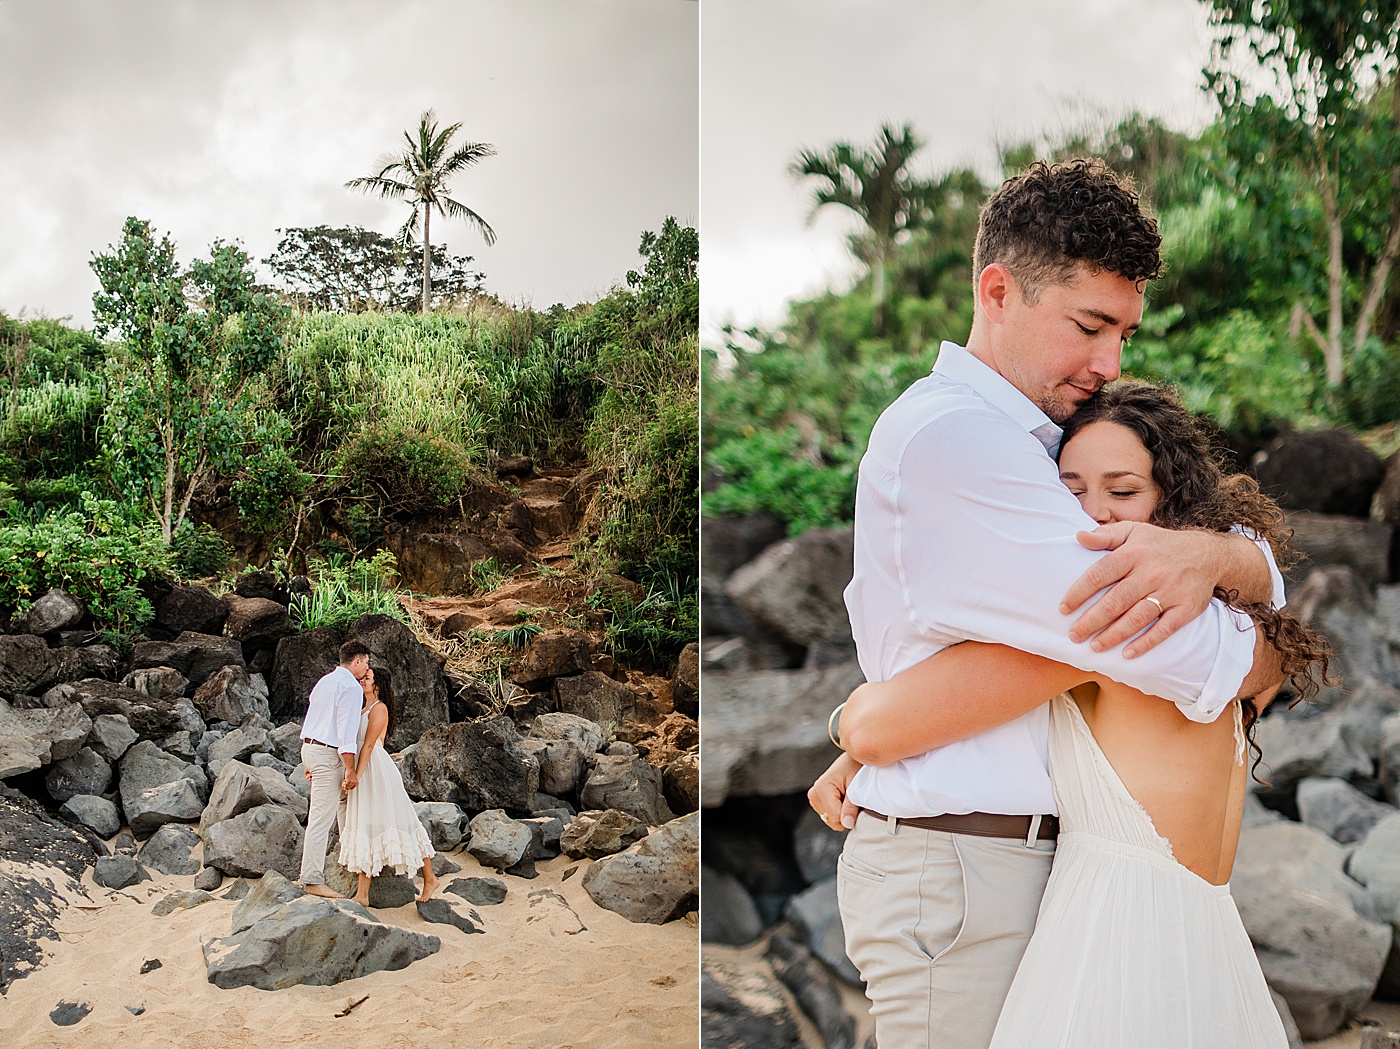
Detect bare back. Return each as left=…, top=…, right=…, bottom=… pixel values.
left=1069, top=681, right=1246, bottom=885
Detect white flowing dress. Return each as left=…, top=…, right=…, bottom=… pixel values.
left=338, top=701, right=435, bottom=876
left=987, top=693, right=1287, bottom=1049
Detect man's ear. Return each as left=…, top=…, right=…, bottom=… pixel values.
left=977, top=262, right=1016, bottom=322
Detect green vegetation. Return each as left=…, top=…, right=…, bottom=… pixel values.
left=0, top=214, right=696, bottom=666
left=706, top=9, right=1400, bottom=534
left=289, top=552, right=406, bottom=630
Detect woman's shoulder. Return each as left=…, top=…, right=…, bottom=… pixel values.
left=366, top=700, right=388, bottom=721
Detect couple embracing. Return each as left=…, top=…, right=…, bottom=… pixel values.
left=297, top=640, right=438, bottom=905
left=809, top=160, right=1330, bottom=1047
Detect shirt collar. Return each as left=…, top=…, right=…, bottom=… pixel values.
left=931, top=341, right=1062, bottom=455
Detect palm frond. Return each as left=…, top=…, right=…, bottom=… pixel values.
left=441, top=141, right=497, bottom=175
left=436, top=196, right=497, bottom=246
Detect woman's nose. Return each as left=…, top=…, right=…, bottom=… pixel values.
left=1082, top=493, right=1113, bottom=525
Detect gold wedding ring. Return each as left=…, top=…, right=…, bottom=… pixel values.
left=1145, top=595, right=1164, bottom=617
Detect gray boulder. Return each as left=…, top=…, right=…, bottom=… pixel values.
left=672, top=641, right=698, bottom=718
left=703, top=661, right=865, bottom=806
left=446, top=877, right=507, bottom=906
left=415, top=898, right=481, bottom=934
left=512, top=628, right=592, bottom=690
left=201, top=803, right=305, bottom=878
left=702, top=958, right=803, bottom=1049
left=582, top=811, right=698, bottom=924
left=94, top=855, right=150, bottom=889
left=205, top=722, right=272, bottom=779
left=785, top=877, right=860, bottom=984
left=269, top=626, right=343, bottom=722
left=154, top=585, right=227, bottom=637
left=529, top=711, right=606, bottom=756
left=130, top=632, right=244, bottom=690
left=152, top=889, right=215, bottom=916
left=54, top=678, right=189, bottom=739
left=793, top=806, right=846, bottom=885
left=411, top=716, right=540, bottom=814
left=663, top=751, right=699, bottom=815
left=414, top=802, right=467, bottom=852
left=726, top=528, right=855, bottom=647
left=1254, top=430, right=1385, bottom=518
left=221, top=594, right=295, bottom=651
left=59, top=794, right=120, bottom=839
left=1381, top=712, right=1400, bottom=806
left=230, top=870, right=305, bottom=932
left=86, top=713, right=137, bottom=763
left=1253, top=705, right=1374, bottom=794
left=1298, top=777, right=1398, bottom=844
left=554, top=671, right=635, bottom=730
left=0, top=634, right=59, bottom=695
left=44, top=747, right=111, bottom=803
left=192, top=665, right=270, bottom=725
left=517, top=736, right=586, bottom=797
left=194, top=866, right=222, bottom=892
left=1285, top=513, right=1393, bottom=587
left=467, top=809, right=532, bottom=869
left=137, top=824, right=203, bottom=875
left=520, top=813, right=566, bottom=860
left=269, top=722, right=303, bottom=765
left=322, top=849, right=418, bottom=907
left=21, top=589, right=85, bottom=635
left=1348, top=813, right=1400, bottom=999
left=701, top=865, right=763, bottom=946
left=0, top=699, right=90, bottom=779
left=1293, top=566, right=1400, bottom=687
left=1231, top=820, right=1391, bottom=1039
left=560, top=808, right=648, bottom=859
left=766, top=927, right=858, bottom=1049
left=118, top=741, right=208, bottom=837
left=203, top=884, right=439, bottom=989
left=580, top=754, right=675, bottom=826
left=120, top=667, right=190, bottom=702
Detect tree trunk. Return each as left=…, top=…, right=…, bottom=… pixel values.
left=872, top=250, right=887, bottom=336
left=421, top=206, right=431, bottom=314
left=1320, top=173, right=1345, bottom=386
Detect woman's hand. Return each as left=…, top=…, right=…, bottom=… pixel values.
left=808, top=752, right=864, bottom=832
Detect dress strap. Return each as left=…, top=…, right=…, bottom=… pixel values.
left=1233, top=701, right=1246, bottom=768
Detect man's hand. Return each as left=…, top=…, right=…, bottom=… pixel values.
left=1060, top=523, right=1241, bottom=659
left=304, top=766, right=312, bottom=782
left=808, top=753, right=863, bottom=832
left=342, top=770, right=359, bottom=792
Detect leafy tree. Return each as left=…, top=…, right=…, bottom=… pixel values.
left=91, top=217, right=288, bottom=542
left=1206, top=0, right=1400, bottom=387
left=791, top=122, right=935, bottom=327
left=263, top=225, right=484, bottom=312
left=346, top=110, right=497, bottom=313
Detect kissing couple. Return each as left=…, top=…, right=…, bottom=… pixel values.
left=808, top=159, right=1330, bottom=1048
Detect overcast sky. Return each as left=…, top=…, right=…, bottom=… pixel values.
left=701, top=0, right=1221, bottom=345
left=0, top=0, right=698, bottom=326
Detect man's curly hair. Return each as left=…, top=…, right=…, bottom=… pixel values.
left=973, top=158, right=1162, bottom=301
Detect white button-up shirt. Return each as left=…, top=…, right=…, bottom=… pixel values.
left=844, top=341, right=1282, bottom=818
left=299, top=665, right=364, bottom=756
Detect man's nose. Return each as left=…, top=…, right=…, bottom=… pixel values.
left=1091, top=344, right=1122, bottom=383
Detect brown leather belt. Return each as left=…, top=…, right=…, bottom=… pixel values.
left=862, top=809, right=1059, bottom=841
left=301, top=737, right=335, bottom=747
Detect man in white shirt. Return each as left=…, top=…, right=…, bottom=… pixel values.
left=807, top=159, right=1284, bottom=1049
left=298, top=639, right=371, bottom=897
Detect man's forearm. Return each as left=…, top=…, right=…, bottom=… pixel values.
left=1211, top=530, right=1274, bottom=606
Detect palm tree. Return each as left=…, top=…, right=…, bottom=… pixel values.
left=346, top=110, right=496, bottom=313
left=791, top=122, right=931, bottom=328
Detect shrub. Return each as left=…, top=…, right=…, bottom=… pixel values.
left=594, top=573, right=698, bottom=669
left=0, top=495, right=172, bottom=628
left=338, top=428, right=471, bottom=514
left=171, top=522, right=232, bottom=579
left=231, top=443, right=311, bottom=536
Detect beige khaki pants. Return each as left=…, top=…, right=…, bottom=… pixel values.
left=837, top=811, right=1056, bottom=1049
left=299, top=742, right=348, bottom=885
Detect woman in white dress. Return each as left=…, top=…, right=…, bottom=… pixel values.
left=823, top=382, right=1331, bottom=1047
left=339, top=666, right=438, bottom=905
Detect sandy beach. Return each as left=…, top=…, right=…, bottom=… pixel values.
left=2, top=849, right=698, bottom=1049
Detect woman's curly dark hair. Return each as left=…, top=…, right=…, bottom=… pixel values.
left=1058, top=380, right=1333, bottom=778
left=974, top=158, right=1163, bottom=301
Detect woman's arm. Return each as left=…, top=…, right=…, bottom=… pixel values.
left=354, top=706, right=389, bottom=775
left=839, top=642, right=1102, bottom=766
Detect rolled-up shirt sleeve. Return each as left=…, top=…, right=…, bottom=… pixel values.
left=894, top=408, right=1256, bottom=722
left=334, top=675, right=361, bottom=755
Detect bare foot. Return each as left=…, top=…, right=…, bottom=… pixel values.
left=351, top=893, right=370, bottom=907
left=416, top=875, right=438, bottom=903
left=303, top=883, right=343, bottom=899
